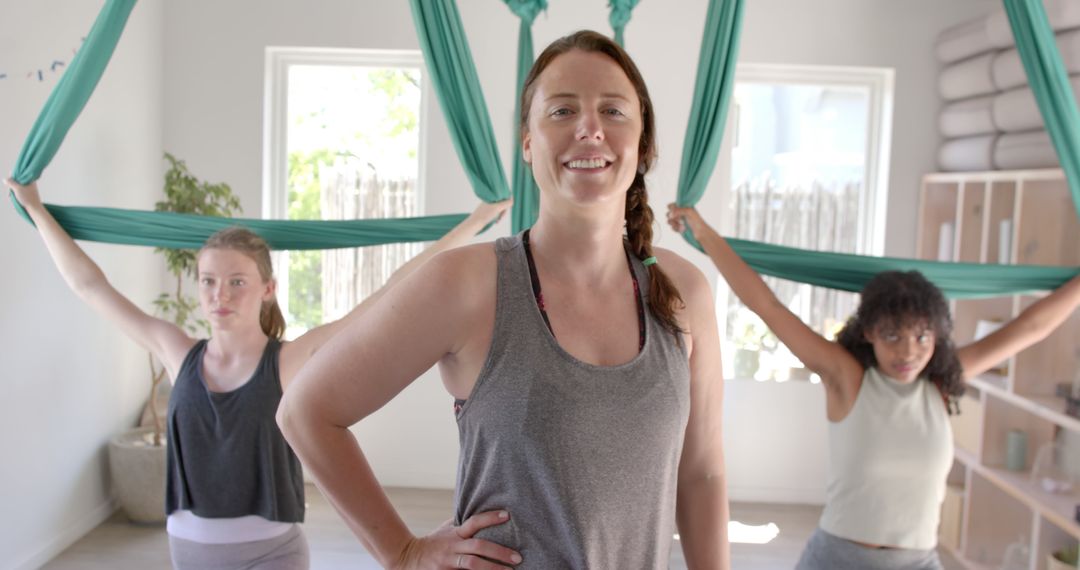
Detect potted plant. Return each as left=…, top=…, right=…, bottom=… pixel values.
left=108, top=153, right=241, bottom=523
left=730, top=316, right=777, bottom=380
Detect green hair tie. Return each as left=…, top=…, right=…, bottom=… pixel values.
left=642, top=256, right=658, bottom=267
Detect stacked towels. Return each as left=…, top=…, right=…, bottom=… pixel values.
left=937, top=0, right=1080, bottom=171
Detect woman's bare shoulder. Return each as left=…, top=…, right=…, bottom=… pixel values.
left=403, top=241, right=500, bottom=308
left=650, top=247, right=710, bottom=300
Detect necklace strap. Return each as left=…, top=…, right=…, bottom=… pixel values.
left=521, top=229, right=646, bottom=351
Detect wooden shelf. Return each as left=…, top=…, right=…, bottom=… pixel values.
left=941, top=543, right=997, bottom=570
left=964, top=470, right=1034, bottom=567
left=1013, top=295, right=1080, bottom=401
left=956, top=446, right=978, bottom=468
left=977, top=465, right=1080, bottom=541
left=969, top=375, right=1080, bottom=433
left=923, top=168, right=1064, bottom=184
left=924, top=169, right=1080, bottom=570
left=971, top=373, right=1007, bottom=392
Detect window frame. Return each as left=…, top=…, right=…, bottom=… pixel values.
left=261, top=46, right=429, bottom=324
left=716, top=63, right=895, bottom=380
left=729, top=63, right=894, bottom=256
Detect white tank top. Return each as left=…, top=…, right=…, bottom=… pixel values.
left=819, top=367, right=954, bottom=549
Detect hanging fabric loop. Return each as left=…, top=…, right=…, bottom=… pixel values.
left=608, top=0, right=641, bottom=46
left=503, top=0, right=547, bottom=232
left=1003, top=0, right=1080, bottom=219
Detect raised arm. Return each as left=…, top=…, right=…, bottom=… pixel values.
left=662, top=251, right=730, bottom=569
left=667, top=205, right=863, bottom=400
left=280, top=199, right=511, bottom=386
left=6, top=178, right=194, bottom=378
left=276, top=245, right=520, bottom=569
left=958, top=272, right=1080, bottom=379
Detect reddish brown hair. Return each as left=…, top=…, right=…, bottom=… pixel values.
left=520, top=30, right=684, bottom=336
left=199, top=227, right=286, bottom=340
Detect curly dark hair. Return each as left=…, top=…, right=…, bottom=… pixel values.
left=835, top=270, right=965, bottom=414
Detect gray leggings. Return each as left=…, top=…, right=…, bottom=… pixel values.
left=168, top=524, right=309, bottom=570
left=796, top=528, right=943, bottom=570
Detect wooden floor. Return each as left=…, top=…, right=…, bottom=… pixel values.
left=41, top=485, right=960, bottom=569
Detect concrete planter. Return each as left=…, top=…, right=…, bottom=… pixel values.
left=108, top=426, right=167, bottom=524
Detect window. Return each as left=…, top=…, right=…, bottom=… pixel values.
left=718, top=64, right=894, bottom=381
left=263, top=48, right=426, bottom=338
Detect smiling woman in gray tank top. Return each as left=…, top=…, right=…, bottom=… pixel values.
left=280, top=30, right=730, bottom=569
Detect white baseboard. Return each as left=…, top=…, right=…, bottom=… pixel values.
left=7, top=499, right=117, bottom=570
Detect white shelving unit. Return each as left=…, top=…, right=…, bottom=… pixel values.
left=918, top=168, right=1080, bottom=570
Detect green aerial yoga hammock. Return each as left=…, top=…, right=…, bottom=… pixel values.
left=10, top=0, right=1080, bottom=297
left=503, top=0, right=546, bottom=233
left=608, top=0, right=641, bottom=46
left=12, top=0, right=134, bottom=185
left=9, top=0, right=493, bottom=249
left=667, top=0, right=1080, bottom=297
left=408, top=0, right=511, bottom=205
left=1004, top=0, right=1080, bottom=218
left=21, top=203, right=470, bottom=250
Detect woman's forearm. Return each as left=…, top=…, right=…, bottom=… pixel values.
left=676, top=474, right=731, bottom=570
left=1014, top=272, right=1080, bottom=339
left=20, top=197, right=111, bottom=298
left=277, top=406, right=413, bottom=566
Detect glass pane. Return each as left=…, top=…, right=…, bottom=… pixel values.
left=725, top=82, right=870, bottom=381
left=285, top=65, right=423, bottom=336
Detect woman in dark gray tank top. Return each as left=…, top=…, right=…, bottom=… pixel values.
left=280, top=31, right=730, bottom=569
left=6, top=175, right=508, bottom=569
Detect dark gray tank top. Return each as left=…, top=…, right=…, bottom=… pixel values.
left=454, top=234, right=691, bottom=568
left=165, top=339, right=305, bottom=522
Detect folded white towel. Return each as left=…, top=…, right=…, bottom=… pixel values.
left=941, top=53, right=997, bottom=101
left=937, top=17, right=994, bottom=64
left=987, top=0, right=1080, bottom=47
left=937, top=0, right=1080, bottom=65
left=940, top=95, right=996, bottom=137
left=939, top=135, right=997, bottom=171
left=993, top=29, right=1080, bottom=91
left=994, top=130, right=1059, bottom=170
left=993, top=75, right=1080, bottom=133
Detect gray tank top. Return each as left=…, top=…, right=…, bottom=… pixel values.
left=454, top=234, right=691, bottom=568
left=165, top=339, right=305, bottom=522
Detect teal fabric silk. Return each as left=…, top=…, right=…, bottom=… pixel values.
left=1003, top=0, right=1080, bottom=218
left=11, top=197, right=469, bottom=250
left=408, top=0, right=511, bottom=204
left=9, top=0, right=1079, bottom=296
left=608, top=0, right=641, bottom=46
left=503, top=0, right=546, bottom=232
left=12, top=0, right=136, bottom=185
left=9, top=0, right=497, bottom=249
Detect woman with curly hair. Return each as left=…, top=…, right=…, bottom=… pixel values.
left=667, top=204, right=1080, bottom=570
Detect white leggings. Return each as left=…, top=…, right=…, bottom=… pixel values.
left=168, top=524, right=309, bottom=570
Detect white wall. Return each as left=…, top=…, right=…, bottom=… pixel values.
left=0, top=0, right=1008, bottom=564
left=0, top=1, right=163, bottom=568
left=159, top=0, right=996, bottom=503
